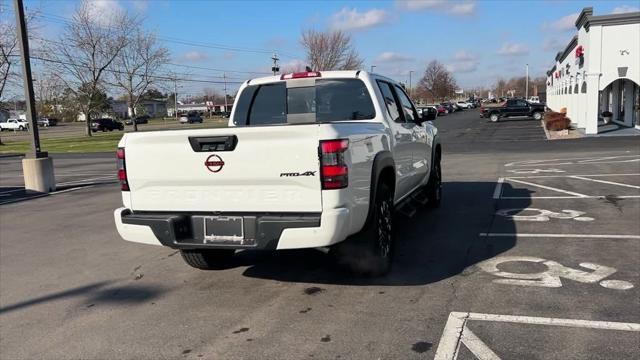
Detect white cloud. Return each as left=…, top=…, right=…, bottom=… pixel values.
left=543, top=12, right=579, bottom=31
left=447, top=50, right=479, bottom=73
left=377, top=52, right=415, bottom=63
left=131, top=0, right=149, bottom=12
left=85, top=0, right=124, bottom=26
left=396, top=0, right=476, bottom=15
left=453, top=50, right=477, bottom=61
left=543, top=37, right=564, bottom=52
left=449, top=2, right=476, bottom=15
left=611, top=5, right=640, bottom=14
left=281, top=59, right=307, bottom=72
left=182, top=51, right=209, bottom=61
left=330, top=7, right=389, bottom=31
left=497, top=42, right=529, bottom=56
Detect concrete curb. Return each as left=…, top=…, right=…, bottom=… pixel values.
left=0, top=153, right=25, bottom=159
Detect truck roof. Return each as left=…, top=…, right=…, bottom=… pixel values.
left=244, top=70, right=395, bottom=86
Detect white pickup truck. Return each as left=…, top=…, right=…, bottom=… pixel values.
left=0, top=118, right=29, bottom=131
left=114, top=70, right=442, bottom=275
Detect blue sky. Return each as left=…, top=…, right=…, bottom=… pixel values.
left=20, top=0, right=640, bottom=96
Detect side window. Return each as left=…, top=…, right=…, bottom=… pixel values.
left=516, top=100, right=528, bottom=107
left=377, top=81, right=403, bottom=123
left=249, top=83, right=286, bottom=125
left=394, top=85, right=419, bottom=123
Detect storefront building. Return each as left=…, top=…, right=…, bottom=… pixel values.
left=546, top=7, right=640, bottom=134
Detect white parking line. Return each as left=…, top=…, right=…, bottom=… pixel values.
left=569, top=175, right=640, bottom=189
left=500, top=195, right=640, bottom=199
left=479, top=233, right=640, bottom=239
left=505, top=178, right=589, bottom=198
left=434, top=312, right=640, bottom=360
left=506, top=173, right=640, bottom=179
left=493, top=178, right=504, bottom=199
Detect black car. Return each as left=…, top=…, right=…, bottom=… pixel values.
left=91, top=118, right=124, bottom=132
left=480, top=99, right=546, bottom=122
left=125, top=114, right=150, bottom=125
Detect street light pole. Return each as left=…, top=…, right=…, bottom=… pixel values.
left=13, top=0, right=55, bottom=192
left=409, top=70, right=414, bottom=98
left=525, top=63, right=529, bottom=100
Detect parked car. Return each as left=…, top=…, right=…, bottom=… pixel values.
left=440, top=102, right=455, bottom=113
left=528, top=96, right=540, bottom=104
left=91, top=118, right=124, bottom=132
left=179, top=113, right=203, bottom=124
left=0, top=118, right=29, bottom=131
left=114, top=70, right=442, bottom=276
left=480, top=99, right=546, bottom=122
left=456, top=101, right=473, bottom=109
left=37, top=117, right=58, bottom=127
left=436, top=105, right=447, bottom=116
left=125, top=115, right=150, bottom=125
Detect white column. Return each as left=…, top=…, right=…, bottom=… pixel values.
left=585, top=74, right=600, bottom=134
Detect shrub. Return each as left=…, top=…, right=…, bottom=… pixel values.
left=545, top=117, right=571, bottom=131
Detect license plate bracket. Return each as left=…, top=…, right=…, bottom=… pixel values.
left=203, top=216, right=244, bottom=243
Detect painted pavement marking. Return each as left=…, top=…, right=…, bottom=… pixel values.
left=434, top=312, right=640, bottom=360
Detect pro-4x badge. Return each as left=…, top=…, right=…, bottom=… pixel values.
left=280, top=171, right=316, bottom=177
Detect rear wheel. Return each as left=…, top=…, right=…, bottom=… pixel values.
left=332, top=182, right=394, bottom=276
left=490, top=113, right=499, bottom=122
left=180, top=249, right=235, bottom=270
left=19, top=126, right=25, bottom=131
left=533, top=112, right=543, bottom=120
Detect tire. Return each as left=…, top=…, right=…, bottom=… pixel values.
left=180, top=249, right=235, bottom=270
left=533, top=112, right=542, bottom=120
left=490, top=113, right=499, bottom=122
left=332, top=182, right=395, bottom=276
left=426, top=151, right=442, bottom=208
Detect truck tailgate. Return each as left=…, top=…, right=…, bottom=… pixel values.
left=124, top=125, right=322, bottom=212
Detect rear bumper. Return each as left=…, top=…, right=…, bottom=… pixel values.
left=114, top=207, right=350, bottom=250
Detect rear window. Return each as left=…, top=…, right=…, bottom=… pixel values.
left=233, top=79, right=375, bottom=126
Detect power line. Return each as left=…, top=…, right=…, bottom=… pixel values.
left=18, top=11, right=303, bottom=59
left=10, top=54, right=245, bottom=85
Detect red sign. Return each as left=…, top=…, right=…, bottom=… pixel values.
left=205, top=154, right=225, bottom=173
left=575, top=45, right=584, bottom=58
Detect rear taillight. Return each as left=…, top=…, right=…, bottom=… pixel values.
left=116, top=147, right=129, bottom=191
left=320, top=139, right=348, bottom=190
left=280, top=71, right=321, bottom=80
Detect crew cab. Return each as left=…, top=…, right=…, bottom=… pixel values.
left=0, top=118, right=29, bottom=131
left=114, top=71, right=442, bottom=275
left=480, top=98, right=545, bottom=122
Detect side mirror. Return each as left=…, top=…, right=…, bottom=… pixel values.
left=422, top=108, right=437, bottom=121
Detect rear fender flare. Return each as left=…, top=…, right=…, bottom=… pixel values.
left=362, top=151, right=395, bottom=230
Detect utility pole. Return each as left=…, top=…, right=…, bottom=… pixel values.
left=271, top=53, right=280, bottom=75
left=525, top=63, right=529, bottom=100
left=223, top=73, right=228, bottom=115
left=409, top=70, right=414, bottom=98
left=173, top=78, right=178, bottom=122
left=13, top=0, right=55, bottom=192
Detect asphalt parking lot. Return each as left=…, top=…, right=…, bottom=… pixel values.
left=1, top=109, right=638, bottom=359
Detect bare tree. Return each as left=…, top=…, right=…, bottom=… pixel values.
left=46, top=0, right=132, bottom=136
left=0, top=4, right=39, bottom=100
left=110, top=29, right=169, bottom=131
left=417, top=60, right=458, bottom=102
left=300, top=29, right=364, bottom=71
